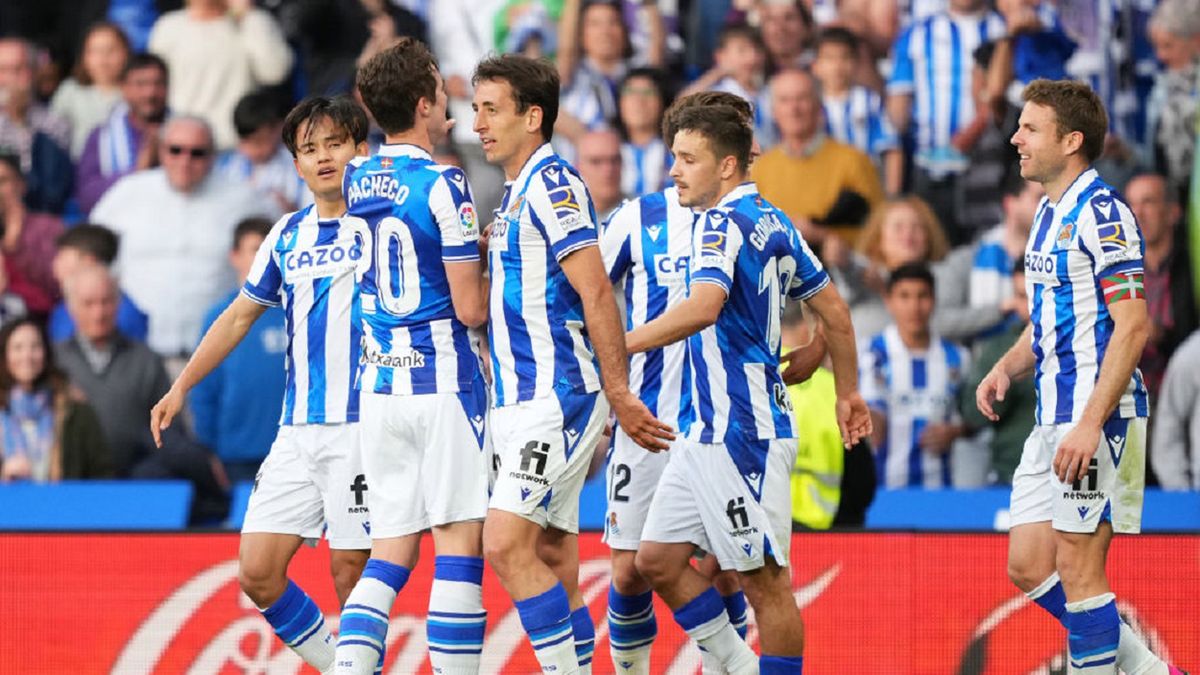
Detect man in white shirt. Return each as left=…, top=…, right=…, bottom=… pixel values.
left=91, top=116, right=278, bottom=359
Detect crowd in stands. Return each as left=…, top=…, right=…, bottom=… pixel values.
left=0, top=0, right=1199, bottom=526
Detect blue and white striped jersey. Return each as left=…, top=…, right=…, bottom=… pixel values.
left=488, top=143, right=602, bottom=407
left=888, top=10, right=1006, bottom=172
left=861, top=325, right=969, bottom=488
left=970, top=225, right=1016, bottom=307
left=823, top=86, right=899, bottom=159
left=1024, top=168, right=1150, bottom=425
left=688, top=183, right=830, bottom=447
left=602, top=187, right=695, bottom=431
left=215, top=146, right=313, bottom=210
left=242, top=205, right=366, bottom=425
left=343, top=144, right=485, bottom=396
left=620, top=138, right=673, bottom=198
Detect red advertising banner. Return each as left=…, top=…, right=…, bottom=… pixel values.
left=0, top=533, right=1196, bottom=674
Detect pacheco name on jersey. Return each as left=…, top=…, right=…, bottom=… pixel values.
left=345, top=172, right=411, bottom=208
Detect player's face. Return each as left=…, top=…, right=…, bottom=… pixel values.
left=1011, top=102, right=1071, bottom=186
left=473, top=78, right=535, bottom=168
left=427, top=70, right=452, bottom=147
left=885, top=279, right=935, bottom=336
left=292, top=116, right=362, bottom=201
left=4, top=323, right=45, bottom=388
left=669, top=129, right=724, bottom=209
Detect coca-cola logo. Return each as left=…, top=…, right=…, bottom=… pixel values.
left=111, top=558, right=842, bottom=674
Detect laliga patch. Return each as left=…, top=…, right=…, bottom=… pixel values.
left=458, top=203, right=478, bottom=237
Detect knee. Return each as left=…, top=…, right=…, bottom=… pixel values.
left=610, top=554, right=649, bottom=595
left=330, top=552, right=367, bottom=595
left=482, top=520, right=529, bottom=578
left=633, top=547, right=674, bottom=589
left=739, top=566, right=789, bottom=611
left=710, top=569, right=740, bottom=596
left=238, top=559, right=287, bottom=608
left=1006, top=558, right=1043, bottom=593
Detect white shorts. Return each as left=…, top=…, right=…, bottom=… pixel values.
left=359, top=387, right=490, bottom=539
left=489, top=390, right=609, bottom=533
left=642, top=437, right=796, bottom=572
left=603, top=427, right=671, bottom=550
left=242, top=423, right=371, bottom=550
left=1010, top=418, right=1146, bottom=534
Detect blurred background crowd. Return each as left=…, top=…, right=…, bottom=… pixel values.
left=0, top=0, right=1199, bottom=528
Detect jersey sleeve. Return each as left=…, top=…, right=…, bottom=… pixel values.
left=887, top=25, right=915, bottom=94
left=1076, top=193, right=1145, bottom=304
left=241, top=214, right=288, bottom=307
left=600, top=199, right=637, bottom=284
left=431, top=167, right=481, bottom=263
left=528, top=162, right=599, bottom=261
left=690, top=208, right=743, bottom=295
left=787, top=229, right=831, bottom=300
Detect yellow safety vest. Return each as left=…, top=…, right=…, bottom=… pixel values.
left=789, top=367, right=844, bottom=530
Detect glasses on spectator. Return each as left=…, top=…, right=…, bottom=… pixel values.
left=621, top=85, right=658, bottom=97
left=167, top=145, right=211, bottom=159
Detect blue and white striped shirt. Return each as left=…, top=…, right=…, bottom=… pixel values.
left=888, top=10, right=1006, bottom=173
left=970, top=225, right=1016, bottom=308
left=688, top=183, right=829, bottom=447
left=488, top=144, right=602, bottom=407
left=242, top=205, right=365, bottom=425
left=861, top=325, right=969, bottom=488
left=620, top=138, right=673, bottom=198
left=1024, top=168, right=1149, bottom=425
left=602, top=187, right=695, bottom=430
left=216, top=146, right=313, bottom=211
left=343, top=144, right=485, bottom=396
left=823, top=86, right=899, bottom=159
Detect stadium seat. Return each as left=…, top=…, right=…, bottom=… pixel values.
left=0, top=481, right=193, bottom=530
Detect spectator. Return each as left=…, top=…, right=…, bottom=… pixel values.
left=812, top=27, right=902, bottom=195
left=575, top=129, right=626, bottom=222
left=428, top=0, right=507, bottom=217
left=984, top=0, right=1077, bottom=111
left=188, top=218, right=285, bottom=484
left=960, top=262, right=1035, bottom=485
left=148, top=0, right=294, bottom=150
left=1145, top=0, right=1200, bottom=198
left=0, top=154, right=64, bottom=317
left=830, top=195, right=950, bottom=343
left=55, top=264, right=228, bottom=520
left=355, top=0, right=428, bottom=69
left=1126, top=173, right=1198, bottom=400
left=886, top=0, right=1005, bottom=242
left=1152, top=329, right=1200, bottom=490
left=0, top=317, right=112, bottom=482
left=75, top=53, right=170, bottom=216
left=215, top=89, right=311, bottom=214
left=860, top=263, right=970, bottom=489
left=682, top=23, right=772, bottom=143
left=0, top=38, right=73, bottom=214
left=0, top=257, right=27, bottom=324
left=49, top=22, right=130, bottom=160
left=757, top=0, right=815, bottom=72
left=90, top=116, right=277, bottom=360
left=751, top=69, right=883, bottom=250
left=48, top=224, right=148, bottom=344
left=617, top=67, right=672, bottom=197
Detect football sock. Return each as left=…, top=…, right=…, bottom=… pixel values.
left=260, top=579, right=335, bottom=672
left=1066, top=593, right=1120, bottom=674
left=607, top=586, right=656, bottom=674
left=673, top=588, right=757, bottom=675
left=335, top=559, right=410, bottom=674
left=427, top=556, right=487, bottom=675
left=722, top=591, right=749, bottom=640
left=571, top=606, right=596, bottom=674
left=760, top=655, right=804, bottom=674
left=514, top=583, right=579, bottom=674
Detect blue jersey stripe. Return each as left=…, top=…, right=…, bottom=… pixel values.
left=306, top=276, right=330, bottom=421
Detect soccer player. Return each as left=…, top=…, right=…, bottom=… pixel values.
left=977, top=79, right=1183, bottom=675
left=627, top=103, right=872, bottom=675
left=331, top=39, right=491, bottom=675
left=471, top=54, right=674, bottom=675
left=149, top=96, right=371, bottom=675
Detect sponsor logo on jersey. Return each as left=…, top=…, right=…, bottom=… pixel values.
left=360, top=346, right=426, bottom=369
left=282, top=243, right=363, bottom=280
left=653, top=254, right=689, bottom=281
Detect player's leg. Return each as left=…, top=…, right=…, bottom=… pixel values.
left=693, top=557, right=749, bottom=675
left=329, top=548, right=369, bottom=606
left=604, top=430, right=667, bottom=674
left=239, top=427, right=338, bottom=672
left=424, top=388, right=491, bottom=675
left=540, top=529, right=594, bottom=674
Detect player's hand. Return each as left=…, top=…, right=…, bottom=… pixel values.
left=1054, top=422, right=1100, bottom=485
left=780, top=331, right=826, bottom=385
left=608, top=389, right=674, bottom=452
left=149, top=387, right=186, bottom=449
left=836, top=392, right=872, bottom=449
left=919, top=422, right=961, bottom=454
left=1, top=454, right=32, bottom=481
left=976, top=367, right=1010, bottom=422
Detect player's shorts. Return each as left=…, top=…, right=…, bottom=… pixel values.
left=1010, top=417, right=1146, bottom=534
left=641, top=436, right=796, bottom=572
left=603, top=427, right=671, bottom=550
left=359, top=386, right=490, bottom=539
left=242, top=423, right=371, bottom=550
left=489, top=389, right=610, bottom=533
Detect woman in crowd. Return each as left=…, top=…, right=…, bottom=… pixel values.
left=49, top=22, right=131, bottom=160
left=617, top=67, right=672, bottom=197
left=0, top=318, right=111, bottom=482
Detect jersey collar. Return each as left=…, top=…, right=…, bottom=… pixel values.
left=377, top=143, right=432, bottom=160
left=1048, top=167, right=1098, bottom=209
left=716, top=182, right=758, bottom=209
left=511, top=143, right=556, bottom=191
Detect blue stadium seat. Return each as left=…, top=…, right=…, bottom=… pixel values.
left=227, top=480, right=256, bottom=529
left=0, top=481, right=193, bottom=530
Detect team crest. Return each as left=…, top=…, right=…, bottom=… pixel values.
left=1056, top=222, right=1074, bottom=245
left=380, top=157, right=393, bottom=169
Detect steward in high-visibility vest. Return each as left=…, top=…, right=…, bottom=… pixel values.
left=789, top=366, right=845, bottom=530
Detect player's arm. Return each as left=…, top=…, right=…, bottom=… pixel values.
left=150, top=295, right=267, bottom=447
left=561, top=246, right=675, bottom=451
left=625, top=284, right=725, bottom=353
left=975, top=323, right=1036, bottom=422
left=805, top=282, right=872, bottom=447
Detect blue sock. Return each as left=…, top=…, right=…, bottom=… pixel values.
left=1066, top=593, right=1120, bottom=672
left=722, top=590, right=749, bottom=639
left=571, top=606, right=596, bottom=669
left=260, top=579, right=335, bottom=669
left=761, top=654, right=804, bottom=674
left=514, top=584, right=577, bottom=673
left=428, top=556, right=487, bottom=673
left=336, top=559, right=411, bottom=673
left=607, top=586, right=657, bottom=667
left=1026, top=573, right=1068, bottom=625
left=674, top=588, right=756, bottom=673
left=673, top=588, right=727, bottom=634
